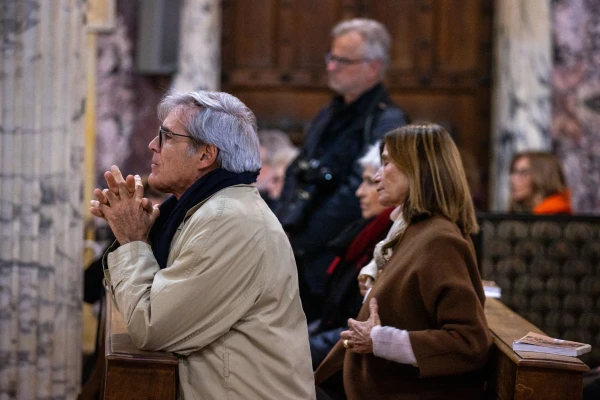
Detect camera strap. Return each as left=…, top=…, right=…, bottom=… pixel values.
left=361, top=84, right=389, bottom=151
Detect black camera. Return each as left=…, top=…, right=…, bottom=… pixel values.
left=278, top=157, right=340, bottom=233
left=293, top=158, right=337, bottom=190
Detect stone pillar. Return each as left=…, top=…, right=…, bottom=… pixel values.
left=552, top=0, right=600, bottom=213
left=172, top=0, right=221, bottom=92
left=489, top=0, right=553, bottom=211
left=0, top=1, right=86, bottom=398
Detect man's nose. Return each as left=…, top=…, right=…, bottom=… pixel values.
left=149, top=135, right=159, bottom=151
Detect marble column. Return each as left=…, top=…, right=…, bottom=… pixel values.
left=552, top=0, right=600, bottom=213
left=489, top=0, right=553, bottom=211
left=0, top=1, right=86, bottom=399
left=172, top=0, right=221, bottom=92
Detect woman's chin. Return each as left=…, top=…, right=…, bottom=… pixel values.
left=377, top=198, right=394, bottom=208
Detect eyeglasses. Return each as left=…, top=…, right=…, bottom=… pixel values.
left=510, top=168, right=531, bottom=177
left=158, top=126, right=194, bottom=148
left=325, top=52, right=371, bottom=66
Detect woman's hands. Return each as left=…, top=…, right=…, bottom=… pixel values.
left=341, top=297, right=381, bottom=354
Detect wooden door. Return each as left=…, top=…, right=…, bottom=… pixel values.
left=221, top=0, right=493, bottom=208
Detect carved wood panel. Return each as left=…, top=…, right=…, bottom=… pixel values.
left=222, top=0, right=493, bottom=207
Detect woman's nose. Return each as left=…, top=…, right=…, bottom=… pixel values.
left=373, top=167, right=382, bottom=183
left=355, top=183, right=364, bottom=197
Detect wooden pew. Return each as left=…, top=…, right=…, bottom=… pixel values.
left=99, top=294, right=587, bottom=399
left=103, top=295, right=178, bottom=400
left=485, top=298, right=589, bottom=399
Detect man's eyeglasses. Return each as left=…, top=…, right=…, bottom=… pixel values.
left=158, top=126, right=194, bottom=148
left=325, top=52, right=371, bottom=66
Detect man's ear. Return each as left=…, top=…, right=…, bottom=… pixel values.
left=198, top=144, right=219, bottom=168
left=367, top=60, right=382, bottom=81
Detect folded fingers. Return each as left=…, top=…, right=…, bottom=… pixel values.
left=94, top=188, right=108, bottom=204
left=89, top=199, right=105, bottom=219
left=105, top=165, right=127, bottom=196
left=141, top=197, right=154, bottom=213
left=134, top=175, right=144, bottom=200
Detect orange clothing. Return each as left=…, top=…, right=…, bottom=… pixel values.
left=533, top=189, right=572, bottom=215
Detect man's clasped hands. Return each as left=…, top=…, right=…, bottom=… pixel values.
left=90, top=165, right=160, bottom=246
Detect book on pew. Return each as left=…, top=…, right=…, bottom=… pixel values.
left=512, top=332, right=591, bottom=357
left=482, top=280, right=501, bottom=298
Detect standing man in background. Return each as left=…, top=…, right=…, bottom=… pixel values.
left=276, top=18, right=408, bottom=322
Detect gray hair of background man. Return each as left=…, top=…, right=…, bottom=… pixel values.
left=258, top=129, right=298, bottom=166
left=331, top=18, right=391, bottom=78
left=358, top=141, right=382, bottom=171
left=158, top=91, right=261, bottom=173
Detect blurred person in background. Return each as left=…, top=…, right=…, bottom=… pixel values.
left=509, top=151, right=572, bottom=214
left=308, top=142, right=393, bottom=369
left=257, top=129, right=299, bottom=206
left=276, top=18, right=408, bottom=322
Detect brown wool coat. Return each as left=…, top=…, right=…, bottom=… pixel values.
left=315, top=215, right=492, bottom=400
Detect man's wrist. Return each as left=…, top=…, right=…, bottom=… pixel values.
left=116, top=236, right=148, bottom=246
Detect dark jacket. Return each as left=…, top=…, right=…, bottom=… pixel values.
left=315, top=216, right=492, bottom=400
left=275, top=83, right=407, bottom=319
left=309, top=208, right=393, bottom=369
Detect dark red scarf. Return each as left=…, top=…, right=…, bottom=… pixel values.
left=327, top=208, right=393, bottom=275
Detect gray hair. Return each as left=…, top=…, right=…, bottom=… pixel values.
left=331, top=18, right=391, bottom=77
left=158, top=91, right=261, bottom=173
left=272, top=146, right=299, bottom=168
left=258, top=129, right=298, bottom=166
left=358, top=141, right=382, bottom=171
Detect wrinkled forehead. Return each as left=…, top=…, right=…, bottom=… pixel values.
left=331, top=31, right=366, bottom=56
left=512, top=155, right=531, bottom=169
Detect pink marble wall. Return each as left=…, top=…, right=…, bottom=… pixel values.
left=95, top=1, right=169, bottom=185
left=552, top=0, right=600, bottom=213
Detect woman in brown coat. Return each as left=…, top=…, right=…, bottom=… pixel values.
left=315, top=123, right=492, bottom=400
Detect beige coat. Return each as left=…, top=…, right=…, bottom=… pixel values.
left=105, top=185, right=315, bottom=400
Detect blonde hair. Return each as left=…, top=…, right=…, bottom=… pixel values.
left=384, top=122, right=478, bottom=237
left=509, top=151, right=567, bottom=212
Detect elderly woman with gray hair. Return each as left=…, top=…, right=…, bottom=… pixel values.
left=309, top=142, right=394, bottom=370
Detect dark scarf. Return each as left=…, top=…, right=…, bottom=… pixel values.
left=149, top=168, right=258, bottom=269
left=326, top=208, right=394, bottom=276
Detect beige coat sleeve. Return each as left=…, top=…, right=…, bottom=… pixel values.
left=106, top=211, right=265, bottom=355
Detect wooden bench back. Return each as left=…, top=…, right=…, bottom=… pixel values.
left=102, top=295, right=178, bottom=400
